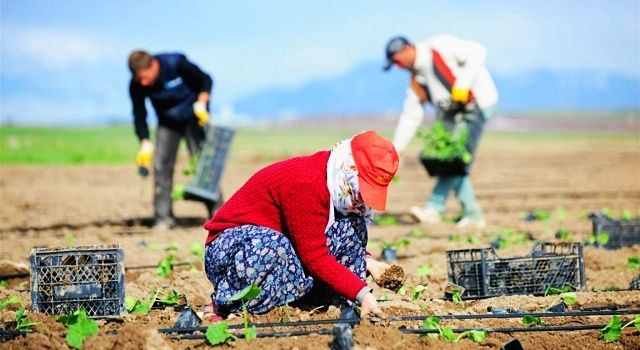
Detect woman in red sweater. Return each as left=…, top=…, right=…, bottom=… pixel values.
left=203, top=130, right=398, bottom=319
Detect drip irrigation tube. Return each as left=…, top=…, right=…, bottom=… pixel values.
left=388, top=308, right=640, bottom=322
left=400, top=323, right=609, bottom=334
left=158, top=308, right=640, bottom=336
left=166, top=328, right=335, bottom=340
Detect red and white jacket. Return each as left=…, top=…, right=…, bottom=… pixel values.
left=392, top=34, right=499, bottom=153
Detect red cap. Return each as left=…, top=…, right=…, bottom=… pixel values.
left=351, top=131, right=399, bottom=211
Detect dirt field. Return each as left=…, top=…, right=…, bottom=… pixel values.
left=1, top=130, right=639, bottom=349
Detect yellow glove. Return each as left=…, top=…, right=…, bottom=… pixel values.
left=451, top=86, right=470, bottom=105
left=193, top=101, right=210, bottom=127
left=136, top=140, right=154, bottom=168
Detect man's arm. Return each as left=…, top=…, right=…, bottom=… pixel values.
left=392, top=84, right=425, bottom=154
left=177, top=56, right=213, bottom=103
left=129, top=80, right=149, bottom=141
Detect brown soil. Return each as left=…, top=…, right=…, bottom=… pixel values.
left=1, top=131, right=640, bottom=349
left=376, top=264, right=405, bottom=291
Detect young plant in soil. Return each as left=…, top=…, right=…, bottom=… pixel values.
left=189, top=242, right=205, bottom=261
left=628, top=255, right=640, bottom=270
left=58, top=308, right=99, bottom=349
left=409, top=228, right=429, bottom=238
left=411, top=285, right=428, bottom=301
left=14, top=306, right=38, bottom=333
left=380, top=238, right=410, bottom=262
left=125, top=289, right=159, bottom=315
left=522, top=315, right=545, bottom=326
left=228, top=284, right=261, bottom=341
left=374, top=214, right=398, bottom=226
left=544, top=286, right=577, bottom=309
left=0, top=280, right=7, bottom=289
left=555, top=228, right=572, bottom=242
left=421, top=316, right=488, bottom=343
left=586, top=231, right=610, bottom=246
left=206, top=321, right=238, bottom=346
left=157, top=289, right=183, bottom=306
left=451, top=288, right=464, bottom=307
left=600, top=315, right=640, bottom=342
left=0, top=295, right=23, bottom=310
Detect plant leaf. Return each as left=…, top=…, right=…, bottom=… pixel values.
left=65, top=309, right=99, bottom=349
left=561, top=292, right=577, bottom=305
left=412, top=285, right=428, bottom=301
left=628, top=255, right=640, bottom=270
left=421, top=316, right=440, bottom=338
left=229, top=284, right=261, bottom=302
left=522, top=315, right=545, bottom=326
left=600, top=315, right=622, bottom=343
left=634, top=315, right=640, bottom=331
left=441, top=326, right=457, bottom=342
left=0, top=295, right=24, bottom=310
left=465, top=330, right=488, bottom=342
left=417, top=265, right=430, bottom=277
left=244, top=325, right=257, bottom=341
left=205, top=321, right=232, bottom=345
left=189, top=243, right=205, bottom=261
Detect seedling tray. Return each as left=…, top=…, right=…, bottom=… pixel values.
left=29, top=245, right=125, bottom=318
left=184, top=125, right=235, bottom=208
left=446, top=242, right=585, bottom=299
left=419, top=155, right=468, bottom=177
left=589, top=211, right=640, bottom=249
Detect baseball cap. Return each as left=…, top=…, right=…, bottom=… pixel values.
left=351, top=131, right=399, bottom=211
left=383, top=36, right=411, bottom=71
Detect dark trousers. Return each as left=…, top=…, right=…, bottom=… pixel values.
left=153, top=121, right=205, bottom=220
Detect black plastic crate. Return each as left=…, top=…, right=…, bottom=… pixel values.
left=184, top=126, right=235, bottom=211
left=446, top=242, right=585, bottom=299
left=419, top=154, right=468, bottom=177
left=589, top=211, right=640, bottom=249
left=29, top=245, right=125, bottom=318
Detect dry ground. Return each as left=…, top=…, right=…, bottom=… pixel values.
left=1, top=130, right=639, bottom=349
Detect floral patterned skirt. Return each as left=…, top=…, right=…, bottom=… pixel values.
left=204, top=215, right=367, bottom=314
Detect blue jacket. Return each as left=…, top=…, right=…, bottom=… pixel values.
left=129, top=53, right=213, bottom=140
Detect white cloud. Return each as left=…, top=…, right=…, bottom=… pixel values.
left=2, top=23, right=111, bottom=72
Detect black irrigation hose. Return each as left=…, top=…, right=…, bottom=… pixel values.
left=400, top=323, right=608, bottom=334
left=158, top=308, right=640, bottom=336
left=0, top=329, right=24, bottom=342
left=389, top=308, right=640, bottom=322
left=158, top=317, right=362, bottom=334
left=167, top=328, right=335, bottom=340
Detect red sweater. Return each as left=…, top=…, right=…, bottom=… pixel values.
left=204, top=151, right=367, bottom=301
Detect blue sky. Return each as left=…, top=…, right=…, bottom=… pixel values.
left=1, top=0, right=639, bottom=124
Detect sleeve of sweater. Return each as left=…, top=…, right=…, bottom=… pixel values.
left=177, top=55, right=213, bottom=94
left=392, top=87, right=425, bottom=154
left=434, top=35, right=487, bottom=90
left=281, top=183, right=368, bottom=301
left=129, top=80, right=149, bottom=141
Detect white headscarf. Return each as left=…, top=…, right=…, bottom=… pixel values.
left=325, top=137, right=374, bottom=232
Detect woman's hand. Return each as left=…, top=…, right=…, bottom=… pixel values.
left=366, top=257, right=391, bottom=283
left=360, top=292, right=384, bottom=318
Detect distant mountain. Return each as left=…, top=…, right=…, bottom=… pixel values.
left=233, top=62, right=640, bottom=117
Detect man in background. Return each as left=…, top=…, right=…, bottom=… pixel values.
left=383, top=35, right=498, bottom=229
left=128, top=50, right=213, bottom=230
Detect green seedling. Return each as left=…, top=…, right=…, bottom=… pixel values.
left=530, top=209, right=552, bottom=221
left=451, top=289, right=464, bottom=307
left=628, top=255, right=640, bottom=270
left=600, top=315, right=640, bottom=342
left=171, top=184, right=186, bottom=200
left=493, top=229, right=531, bottom=249
left=544, top=285, right=574, bottom=296
left=228, top=284, right=261, bottom=341
left=412, top=285, right=428, bottom=301
left=125, top=289, right=159, bottom=315
left=620, top=209, right=633, bottom=221
left=586, top=231, right=610, bottom=246
left=378, top=292, right=388, bottom=301
left=421, top=315, right=487, bottom=343
left=556, top=228, right=572, bottom=241
left=409, top=228, right=429, bottom=238
left=206, top=321, right=238, bottom=345
left=157, top=289, right=182, bottom=306
left=147, top=242, right=180, bottom=251
left=182, top=155, right=199, bottom=176
left=374, top=214, right=398, bottom=226
left=15, top=306, right=39, bottom=333
left=578, top=210, right=590, bottom=220
left=58, top=308, right=99, bottom=349
left=157, top=254, right=177, bottom=278
left=397, top=285, right=407, bottom=296
left=601, top=207, right=615, bottom=218
left=522, top=315, right=545, bottom=326
left=555, top=206, right=567, bottom=221
left=381, top=238, right=410, bottom=251
left=416, top=264, right=431, bottom=278
left=418, top=122, right=472, bottom=163
left=65, top=231, right=75, bottom=246
left=189, top=242, right=205, bottom=261
left=0, top=295, right=24, bottom=310
left=0, top=280, right=7, bottom=289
